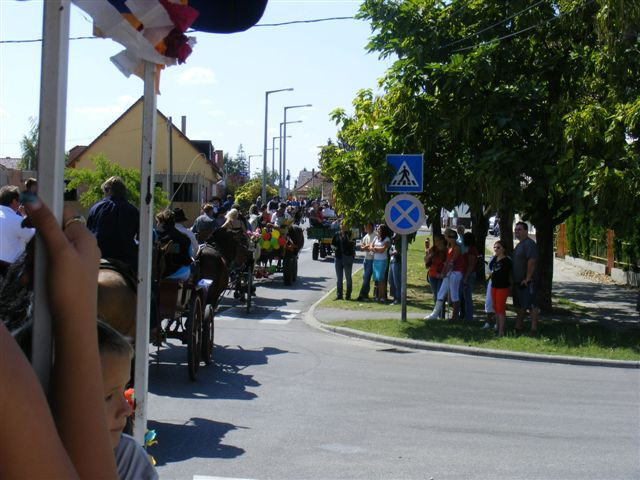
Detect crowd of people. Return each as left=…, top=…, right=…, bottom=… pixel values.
left=332, top=217, right=539, bottom=337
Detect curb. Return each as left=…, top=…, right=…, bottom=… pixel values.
left=303, top=291, right=640, bottom=370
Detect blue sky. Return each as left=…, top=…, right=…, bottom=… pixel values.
left=0, top=0, right=393, bottom=183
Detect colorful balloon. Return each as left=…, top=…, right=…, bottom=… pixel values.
left=278, top=236, right=286, bottom=246
left=262, top=240, right=271, bottom=249
left=271, top=229, right=280, bottom=239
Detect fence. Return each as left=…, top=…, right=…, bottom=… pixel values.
left=556, top=224, right=639, bottom=280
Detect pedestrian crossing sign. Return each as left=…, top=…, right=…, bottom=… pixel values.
left=386, top=154, right=423, bottom=193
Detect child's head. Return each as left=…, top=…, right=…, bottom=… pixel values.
left=97, top=320, right=133, bottom=449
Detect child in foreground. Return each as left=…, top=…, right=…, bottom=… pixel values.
left=97, top=321, right=158, bottom=480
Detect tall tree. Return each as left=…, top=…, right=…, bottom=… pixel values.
left=355, top=0, right=636, bottom=310
left=223, top=145, right=249, bottom=194
left=65, top=154, right=168, bottom=211
left=19, top=117, right=39, bottom=171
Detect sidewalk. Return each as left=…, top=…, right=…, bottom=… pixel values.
left=308, top=254, right=639, bottom=368
left=552, top=257, right=638, bottom=327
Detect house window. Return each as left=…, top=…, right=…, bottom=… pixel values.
left=172, top=182, right=194, bottom=202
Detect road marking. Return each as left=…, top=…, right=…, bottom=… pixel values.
left=215, top=308, right=301, bottom=325
left=259, top=308, right=300, bottom=324
left=194, top=476, right=256, bottom=480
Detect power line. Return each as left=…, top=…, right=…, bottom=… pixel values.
left=0, top=16, right=357, bottom=44
left=255, top=16, right=355, bottom=27
left=439, top=0, right=548, bottom=50
left=450, top=0, right=596, bottom=53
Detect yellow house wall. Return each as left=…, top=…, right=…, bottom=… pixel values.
left=74, top=101, right=218, bottom=183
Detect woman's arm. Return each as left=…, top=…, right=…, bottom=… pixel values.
left=0, top=322, right=79, bottom=479
left=25, top=200, right=118, bottom=479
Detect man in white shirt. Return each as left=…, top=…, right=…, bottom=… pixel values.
left=356, top=222, right=377, bottom=301
left=0, top=185, right=36, bottom=267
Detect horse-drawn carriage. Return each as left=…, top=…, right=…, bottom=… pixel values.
left=251, top=222, right=304, bottom=286
left=156, top=274, right=215, bottom=381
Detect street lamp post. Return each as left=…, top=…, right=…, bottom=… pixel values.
left=262, top=88, right=293, bottom=203
left=248, top=154, right=261, bottom=179
left=278, top=120, right=302, bottom=186
left=282, top=104, right=312, bottom=198
left=271, top=134, right=291, bottom=177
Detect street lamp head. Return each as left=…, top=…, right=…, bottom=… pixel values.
left=267, top=87, right=294, bottom=94
left=284, top=103, right=313, bottom=111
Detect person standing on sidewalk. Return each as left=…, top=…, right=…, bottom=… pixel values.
left=513, top=221, right=539, bottom=334
left=425, top=234, right=447, bottom=318
left=424, top=228, right=463, bottom=320
left=461, top=232, right=478, bottom=321
left=356, top=222, right=377, bottom=301
left=372, top=224, right=392, bottom=303
left=331, top=222, right=356, bottom=300
left=388, top=233, right=402, bottom=304
left=489, top=240, right=512, bottom=336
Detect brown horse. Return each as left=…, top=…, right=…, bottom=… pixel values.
left=97, top=261, right=138, bottom=338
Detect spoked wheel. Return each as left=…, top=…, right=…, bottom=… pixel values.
left=292, top=257, right=298, bottom=282
left=187, top=294, right=203, bottom=381
left=201, top=303, right=214, bottom=365
left=282, top=256, right=293, bottom=286
left=246, top=259, right=253, bottom=314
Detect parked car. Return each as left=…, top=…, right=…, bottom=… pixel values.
left=488, top=215, right=500, bottom=236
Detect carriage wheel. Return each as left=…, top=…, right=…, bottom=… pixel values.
left=312, top=242, right=319, bottom=260
left=187, top=294, right=203, bottom=381
left=201, top=303, right=214, bottom=365
left=283, top=256, right=293, bottom=286
left=246, top=259, right=253, bottom=314
left=292, top=257, right=298, bottom=282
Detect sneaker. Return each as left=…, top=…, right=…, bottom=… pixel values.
left=481, top=322, right=492, bottom=330
left=423, top=312, right=438, bottom=320
left=334, top=295, right=343, bottom=301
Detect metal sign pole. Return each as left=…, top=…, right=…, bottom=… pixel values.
left=133, top=61, right=157, bottom=443
left=401, top=234, right=408, bottom=322
left=32, top=0, right=70, bottom=388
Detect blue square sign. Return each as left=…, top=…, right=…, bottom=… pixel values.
left=385, top=154, right=423, bottom=193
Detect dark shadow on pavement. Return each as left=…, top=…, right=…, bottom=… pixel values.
left=147, top=418, right=246, bottom=466
left=149, top=343, right=288, bottom=400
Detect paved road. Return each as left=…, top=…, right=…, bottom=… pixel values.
left=147, top=237, right=640, bottom=480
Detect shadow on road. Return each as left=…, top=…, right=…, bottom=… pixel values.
left=149, top=344, right=288, bottom=400
left=147, top=417, right=246, bottom=466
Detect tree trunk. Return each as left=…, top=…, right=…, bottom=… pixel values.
left=498, top=207, right=514, bottom=255
left=430, top=212, right=442, bottom=237
left=534, top=216, right=554, bottom=312
left=471, top=206, right=488, bottom=283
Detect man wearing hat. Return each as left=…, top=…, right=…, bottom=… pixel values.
left=173, top=207, right=198, bottom=256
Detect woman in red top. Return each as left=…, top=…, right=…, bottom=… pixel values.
left=424, top=234, right=447, bottom=316
left=425, top=228, right=463, bottom=320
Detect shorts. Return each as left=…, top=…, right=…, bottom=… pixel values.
left=372, top=259, right=388, bottom=282
left=513, top=280, right=537, bottom=310
left=490, top=287, right=510, bottom=315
